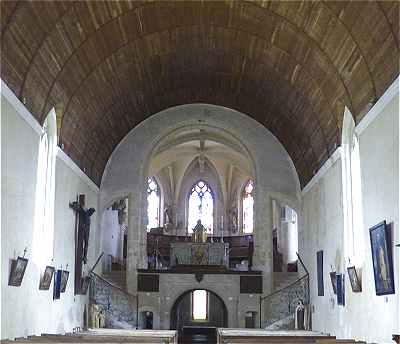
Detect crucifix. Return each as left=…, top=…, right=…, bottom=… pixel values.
left=69, top=194, right=95, bottom=294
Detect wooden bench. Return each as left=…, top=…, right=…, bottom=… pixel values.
left=216, top=329, right=366, bottom=344
left=1, top=329, right=178, bottom=344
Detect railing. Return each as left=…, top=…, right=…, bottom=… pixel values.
left=90, top=272, right=138, bottom=328
left=259, top=253, right=310, bottom=329
left=296, top=251, right=310, bottom=306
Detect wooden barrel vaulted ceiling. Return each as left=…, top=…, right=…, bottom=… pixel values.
left=1, top=1, right=399, bottom=187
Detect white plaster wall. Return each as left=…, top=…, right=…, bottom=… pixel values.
left=1, top=93, right=100, bottom=340
left=299, top=92, right=399, bottom=343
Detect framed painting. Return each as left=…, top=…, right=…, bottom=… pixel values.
left=347, top=266, right=362, bottom=292
left=53, top=269, right=62, bottom=300
left=317, top=250, right=324, bottom=296
left=336, top=273, right=345, bottom=306
left=8, top=256, right=29, bottom=287
left=370, top=221, right=395, bottom=295
left=329, top=271, right=337, bottom=295
left=39, top=266, right=55, bottom=290
left=60, top=270, right=69, bottom=293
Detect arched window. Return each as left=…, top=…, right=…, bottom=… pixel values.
left=342, top=108, right=364, bottom=264
left=188, top=180, right=214, bottom=232
left=147, top=177, right=160, bottom=230
left=242, top=179, right=254, bottom=234
left=33, top=108, right=57, bottom=265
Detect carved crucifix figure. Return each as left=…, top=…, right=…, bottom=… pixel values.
left=69, top=194, right=95, bottom=294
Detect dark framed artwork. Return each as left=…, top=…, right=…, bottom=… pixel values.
left=369, top=221, right=395, bottom=296
left=39, top=266, right=55, bottom=290
left=336, top=273, right=345, bottom=306
left=8, top=256, right=29, bottom=286
left=60, top=270, right=69, bottom=293
left=347, top=266, right=362, bottom=292
left=317, top=251, right=324, bottom=296
left=53, top=269, right=62, bottom=300
left=138, top=274, right=160, bottom=292
left=329, top=271, right=337, bottom=295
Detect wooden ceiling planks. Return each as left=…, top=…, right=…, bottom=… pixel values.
left=1, top=0, right=399, bottom=187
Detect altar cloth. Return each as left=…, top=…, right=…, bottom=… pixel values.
left=170, top=242, right=229, bottom=267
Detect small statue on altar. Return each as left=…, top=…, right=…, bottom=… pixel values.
left=163, top=205, right=173, bottom=232
left=192, top=220, right=207, bottom=243
left=228, top=208, right=238, bottom=233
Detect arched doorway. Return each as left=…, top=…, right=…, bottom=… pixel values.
left=170, top=289, right=228, bottom=344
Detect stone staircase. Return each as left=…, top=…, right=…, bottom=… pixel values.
left=102, top=270, right=127, bottom=290
left=261, top=272, right=309, bottom=330
left=264, top=314, right=295, bottom=330
left=273, top=272, right=301, bottom=291
left=90, top=272, right=136, bottom=329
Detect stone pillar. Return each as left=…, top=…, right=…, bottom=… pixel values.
left=280, top=207, right=298, bottom=271
left=127, top=191, right=147, bottom=294
left=280, top=221, right=290, bottom=271
left=253, top=188, right=273, bottom=296
left=288, top=215, right=298, bottom=264
left=175, top=206, right=186, bottom=233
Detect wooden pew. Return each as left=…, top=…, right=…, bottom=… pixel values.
left=316, top=340, right=366, bottom=344
left=1, top=329, right=178, bottom=344
left=216, top=329, right=366, bottom=344
left=87, top=329, right=177, bottom=343
left=217, top=329, right=333, bottom=344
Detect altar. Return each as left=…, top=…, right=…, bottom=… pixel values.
left=170, top=242, right=229, bottom=267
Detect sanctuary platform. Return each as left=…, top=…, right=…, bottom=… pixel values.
left=147, top=233, right=254, bottom=270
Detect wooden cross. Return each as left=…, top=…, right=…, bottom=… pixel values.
left=70, top=194, right=86, bottom=295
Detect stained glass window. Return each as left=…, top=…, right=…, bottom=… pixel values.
left=188, top=180, right=214, bottom=232
left=242, top=179, right=254, bottom=233
left=147, top=177, right=160, bottom=230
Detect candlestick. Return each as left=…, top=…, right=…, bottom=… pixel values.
left=221, top=221, right=224, bottom=243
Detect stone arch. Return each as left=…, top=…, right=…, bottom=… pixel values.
left=99, top=103, right=301, bottom=295
left=169, top=288, right=228, bottom=330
